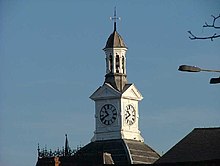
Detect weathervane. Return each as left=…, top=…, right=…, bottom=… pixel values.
left=110, top=7, right=121, bottom=31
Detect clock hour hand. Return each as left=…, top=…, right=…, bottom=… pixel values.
left=125, top=111, right=131, bottom=119
left=101, top=110, right=109, bottom=121
left=105, top=110, right=109, bottom=116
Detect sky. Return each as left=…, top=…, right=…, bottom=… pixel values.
left=0, top=0, right=220, bottom=165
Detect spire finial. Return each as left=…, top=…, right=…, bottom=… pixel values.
left=37, top=143, right=40, bottom=157
left=110, top=7, right=120, bottom=31
left=64, top=134, right=70, bottom=156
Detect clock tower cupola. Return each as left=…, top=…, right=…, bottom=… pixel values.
left=103, top=9, right=128, bottom=92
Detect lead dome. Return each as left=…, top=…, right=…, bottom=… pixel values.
left=104, top=30, right=127, bottom=49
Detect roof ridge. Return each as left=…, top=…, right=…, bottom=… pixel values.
left=194, top=127, right=220, bottom=130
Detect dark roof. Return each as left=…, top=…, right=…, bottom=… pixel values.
left=156, top=127, right=220, bottom=164
left=104, top=30, right=127, bottom=49
left=75, top=139, right=129, bottom=165
left=74, top=139, right=160, bottom=165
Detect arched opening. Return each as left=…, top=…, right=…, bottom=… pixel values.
left=122, top=56, right=125, bottom=74
left=116, top=55, right=120, bottom=73
left=109, top=54, right=113, bottom=73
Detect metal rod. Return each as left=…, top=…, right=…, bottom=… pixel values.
left=201, top=69, right=220, bottom=73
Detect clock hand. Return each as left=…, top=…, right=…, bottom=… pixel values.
left=125, top=111, right=131, bottom=119
left=101, top=110, right=110, bottom=121
left=105, top=110, right=109, bottom=116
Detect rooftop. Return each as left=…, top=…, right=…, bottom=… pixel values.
left=156, top=127, right=220, bottom=164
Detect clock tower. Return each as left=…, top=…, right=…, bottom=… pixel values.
left=90, top=13, right=144, bottom=142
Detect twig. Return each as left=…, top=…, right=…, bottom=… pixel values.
left=203, top=14, right=220, bottom=29
left=188, top=14, right=220, bottom=41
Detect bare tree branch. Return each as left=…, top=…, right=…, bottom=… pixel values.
left=188, top=31, right=220, bottom=41
left=188, top=14, right=220, bottom=41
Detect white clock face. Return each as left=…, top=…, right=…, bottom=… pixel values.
left=100, top=104, right=117, bottom=125
left=125, top=104, right=136, bottom=125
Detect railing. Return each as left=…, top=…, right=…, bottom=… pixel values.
left=37, top=144, right=82, bottom=158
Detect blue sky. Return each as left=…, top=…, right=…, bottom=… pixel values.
left=0, top=0, right=220, bottom=165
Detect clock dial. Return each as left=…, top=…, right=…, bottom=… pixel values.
left=125, top=104, right=136, bottom=125
left=100, top=104, right=117, bottom=125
